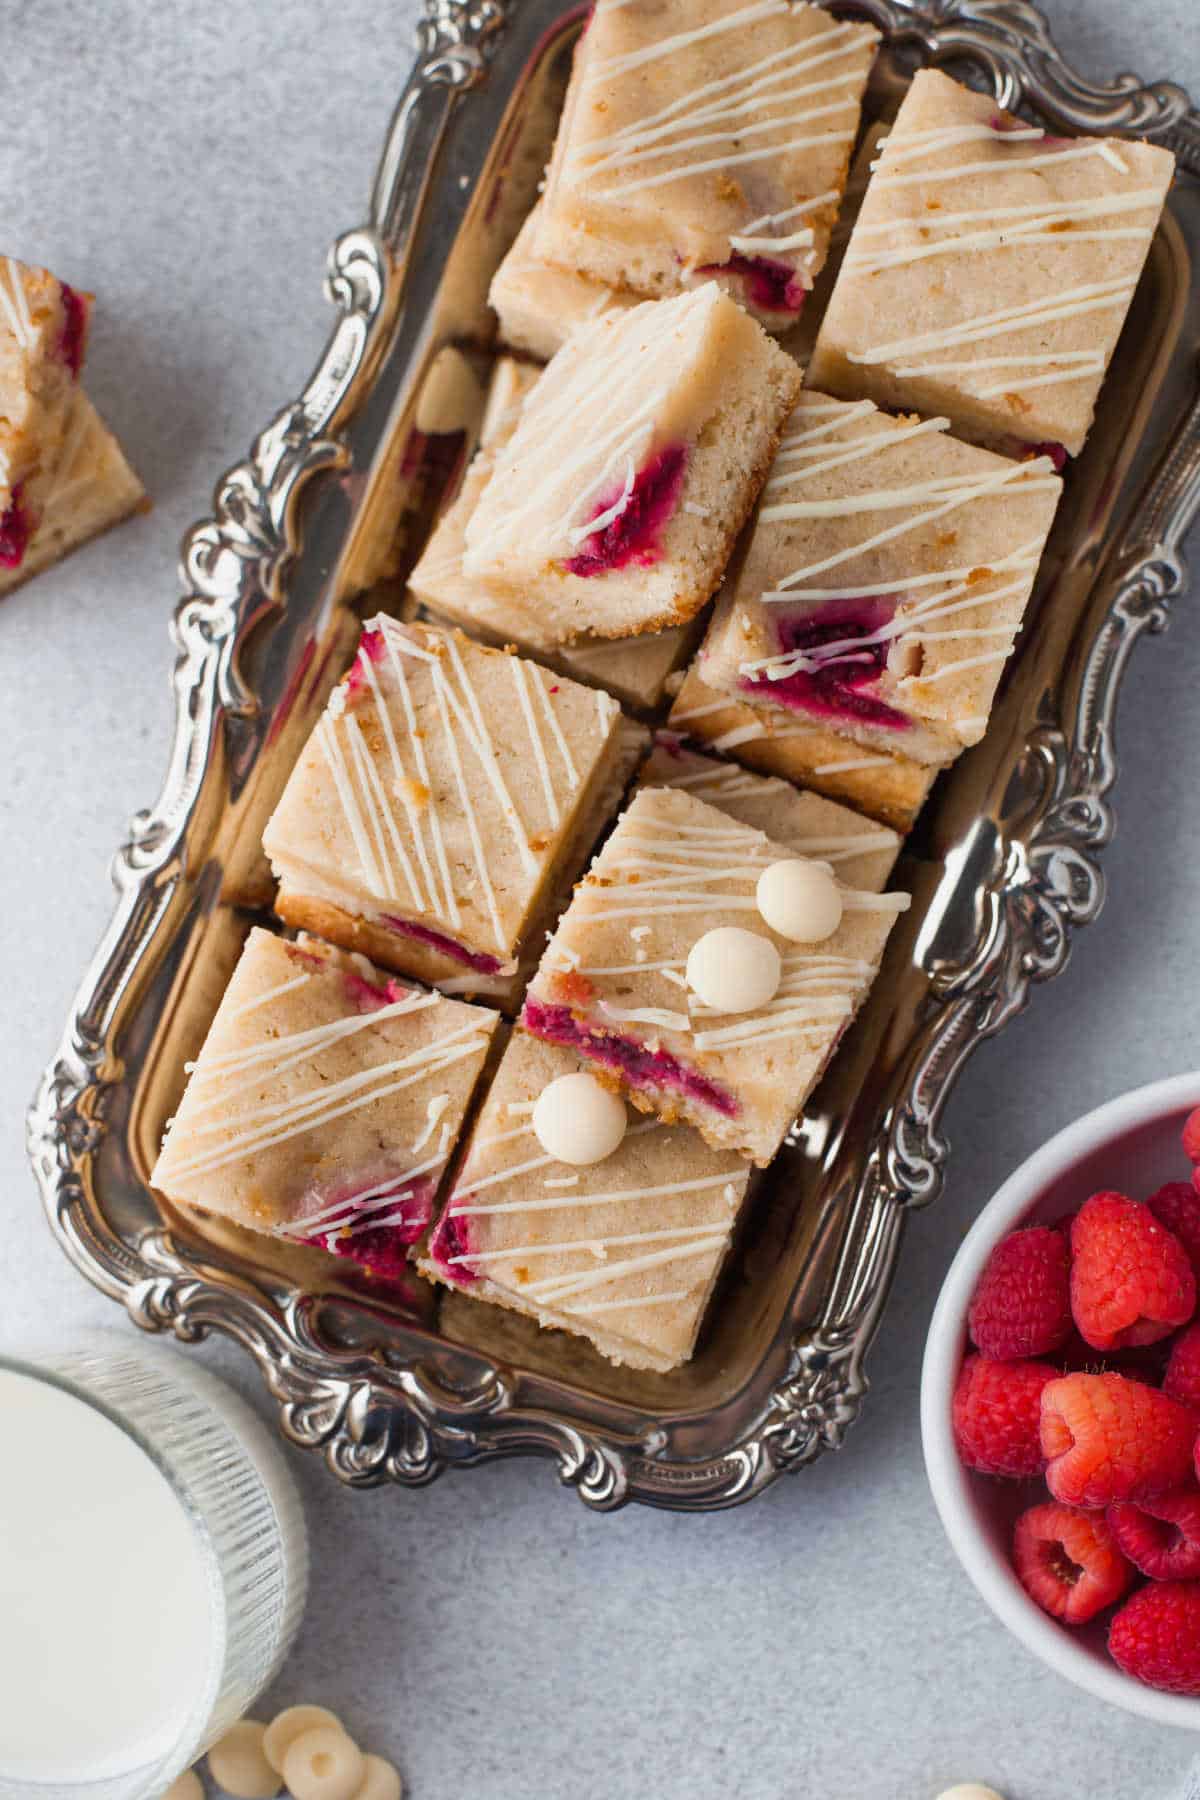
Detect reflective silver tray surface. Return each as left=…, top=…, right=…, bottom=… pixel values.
left=28, top=0, right=1200, bottom=1510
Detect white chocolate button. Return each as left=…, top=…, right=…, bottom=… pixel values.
left=755, top=859, right=843, bottom=943
left=282, top=1726, right=367, bottom=1800
left=162, top=1772, right=203, bottom=1800
left=686, top=926, right=781, bottom=1014
left=353, top=1753, right=404, bottom=1800
left=532, top=1071, right=627, bottom=1166
left=264, top=1704, right=345, bottom=1774
left=935, top=1786, right=1006, bottom=1800
left=207, top=1719, right=281, bottom=1798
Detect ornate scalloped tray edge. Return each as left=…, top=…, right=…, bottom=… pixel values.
left=27, top=0, right=1200, bottom=1510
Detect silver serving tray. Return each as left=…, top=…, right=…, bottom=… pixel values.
left=28, top=0, right=1200, bottom=1511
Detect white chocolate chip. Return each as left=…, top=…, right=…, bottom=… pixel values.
left=935, top=1787, right=1006, bottom=1800
left=686, top=927, right=781, bottom=1014
left=755, top=859, right=843, bottom=943
left=207, top=1720, right=282, bottom=1798
left=162, top=1772, right=203, bottom=1800
left=353, top=1753, right=405, bottom=1800
left=263, top=1705, right=344, bottom=1774
left=283, top=1726, right=367, bottom=1800
left=533, top=1072, right=627, bottom=1166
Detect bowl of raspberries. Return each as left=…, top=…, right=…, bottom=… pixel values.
left=921, top=1072, right=1200, bottom=1724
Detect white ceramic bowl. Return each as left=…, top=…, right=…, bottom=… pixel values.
left=921, top=1071, right=1200, bottom=1728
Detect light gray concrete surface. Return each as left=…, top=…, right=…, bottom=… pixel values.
left=2, top=5, right=1200, bottom=1797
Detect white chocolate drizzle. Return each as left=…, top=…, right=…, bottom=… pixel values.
left=309, top=621, right=611, bottom=957
left=562, top=2, right=873, bottom=277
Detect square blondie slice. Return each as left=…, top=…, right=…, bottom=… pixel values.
left=152, top=929, right=499, bottom=1282
left=638, top=739, right=901, bottom=891
left=419, top=1031, right=752, bottom=1371
left=808, top=69, right=1175, bottom=458
left=536, top=0, right=878, bottom=331
left=0, top=255, right=92, bottom=576
left=460, top=285, right=802, bottom=642
left=697, top=393, right=1062, bottom=765
left=263, top=619, right=640, bottom=1004
left=0, top=390, right=146, bottom=599
left=522, top=785, right=908, bottom=1164
left=666, top=665, right=937, bottom=832
left=410, top=358, right=700, bottom=711
left=489, top=202, right=640, bottom=362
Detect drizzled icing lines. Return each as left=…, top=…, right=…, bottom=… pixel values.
left=165, top=982, right=490, bottom=1186
left=742, top=404, right=1058, bottom=698
left=843, top=117, right=1160, bottom=392
left=322, top=622, right=612, bottom=951
left=0, top=259, right=35, bottom=356
left=550, top=812, right=906, bottom=1052
left=670, top=691, right=901, bottom=771
left=572, top=1, right=872, bottom=237
left=443, top=1110, right=744, bottom=1316
left=466, top=293, right=708, bottom=561
left=649, top=756, right=898, bottom=861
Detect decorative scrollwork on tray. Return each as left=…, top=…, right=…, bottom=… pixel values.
left=24, top=0, right=1200, bottom=1512
left=417, top=0, right=506, bottom=87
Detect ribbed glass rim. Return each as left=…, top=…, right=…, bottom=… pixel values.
left=0, top=1335, right=307, bottom=1799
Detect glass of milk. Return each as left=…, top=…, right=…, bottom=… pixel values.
left=0, top=1336, right=308, bottom=1800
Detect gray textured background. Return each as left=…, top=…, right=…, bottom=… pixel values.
left=2, top=4, right=1199, bottom=1797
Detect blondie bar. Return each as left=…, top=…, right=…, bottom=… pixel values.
left=263, top=619, right=638, bottom=1002
left=808, top=70, right=1175, bottom=457
left=536, top=0, right=878, bottom=329
left=0, top=389, right=145, bottom=599
left=152, top=930, right=498, bottom=1282
left=522, top=785, right=907, bottom=1163
left=0, top=256, right=91, bottom=576
left=460, top=285, right=802, bottom=641
left=697, top=393, right=1062, bottom=764
left=420, top=1031, right=752, bottom=1371
left=410, top=358, right=699, bottom=711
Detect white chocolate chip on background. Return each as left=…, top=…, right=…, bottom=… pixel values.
left=755, top=858, right=843, bottom=943
left=686, top=926, right=781, bottom=1014
left=935, top=1785, right=1006, bottom=1800
left=352, top=1753, right=405, bottom=1800
left=207, top=1718, right=282, bottom=1797
left=161, top=1771, right=203, bottom=1800
left=263, top=1704, right=346, bottom=1774
left=282, top=1725, right=367, bottom=1800
left=532, top=1070, right=628, bottom=1166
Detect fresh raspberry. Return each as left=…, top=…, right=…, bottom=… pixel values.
left=1070, top=1192, right=1195, bottom=1350
left=1164, top=1324, right=1200, bottom=1411
left=967, top=1225, right=1072, bottom=1360
left=1146, top=1181, right=1200, bottom=1283
left=1013, top=1502, right=1133, bottom=1623
left=1107, top=1490, right=1200, bottom=1581
left=1182, top=1107, right=1200, bottom=1164
left=1041, top=1371, right=1197, bottom=1506
left=1110, top=1581, right=1200, bottom=1694
left=952, top=1354, right=1057, bottom=1478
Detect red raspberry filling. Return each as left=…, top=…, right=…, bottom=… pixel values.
left=57, top=283, right=89, bottom=379
left=380, top=916, right=504, bottom=977
left=522, top=997, right=739, bottom=1118
left=740, top=599, right=912, bottom=734
left=1030, top=440, right=1068, bottom=472
left=699, top=253, right=807, bottom=316
left=343, top=970, right=412, bottom=1012
left=564, top=443, right=688, bottom=577
left=0, top=484, right=32, bottom=570
left=426, top=1205, right=478, bottom=1285
left=344, top=626, right=388, bottom=700
left=317, top=1174, right=436, bottom=1282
